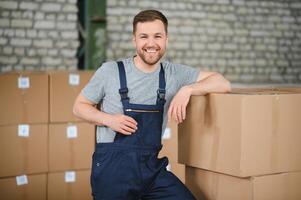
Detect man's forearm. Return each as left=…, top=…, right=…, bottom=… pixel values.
left=73, top=102, right=110, bottom=126
left=185, top=73, right=231, bottom=96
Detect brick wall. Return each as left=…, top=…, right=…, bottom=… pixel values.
left=0, top=0, right=78, bottom=72
left=1, top=0, right=301, bottom=84
left=106, top=0, right=301, bottom=84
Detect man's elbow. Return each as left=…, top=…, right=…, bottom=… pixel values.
left=222, top=78, right=231, bottom=93
left=72, top=102, right=79, bottom=117
left=72, top=100, right=83, bottom=118
left=215, top=73, right=232, bottom=93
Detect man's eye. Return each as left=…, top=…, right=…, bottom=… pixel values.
left=140, top=36, right=147, bottom=39
left=155, top=36, right=162, bottom=38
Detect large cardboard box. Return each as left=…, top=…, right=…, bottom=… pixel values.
left=0, top=124, right=48, bottom=177
left=49, top=122, right=95, bottom=172
left=186, top=166, right=301, bottom=200
left=47, top=170, right=92, bottom=200
left=0, top=72, right=48, bottom=125
left=0, top=174, right=47, bottom=200
left=49, top=71, right=94, bottom=123
left=166, top=161, right=186, bottom=184
left=159, top=121, right=178, bottom=162
left=179, top=89, right=301, bottom=177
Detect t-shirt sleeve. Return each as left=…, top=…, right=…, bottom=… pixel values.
left=174, top=64, right=201, bottom=88
left=81, top=64, right=108, bottom=104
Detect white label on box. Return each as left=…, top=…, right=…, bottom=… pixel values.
left=67, top=125, right=78, bottom=138
left=16, top=175, right=28, bottom=186
left=166, top=164, right=171, bottom=171
left=18, top=124, right=30, bottom=137
left=69, top=74, right=80, bottom=86
left=18, top=77, right=30, bottom=89
left=162, top=127, right=171, bottom=140
left=65, top=171, right=76, bottom=183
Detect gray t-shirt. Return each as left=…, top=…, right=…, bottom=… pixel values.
left=81, top=56, right=200, bottom=143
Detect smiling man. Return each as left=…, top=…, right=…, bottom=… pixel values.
left=73, top=10, right=231, bottom=200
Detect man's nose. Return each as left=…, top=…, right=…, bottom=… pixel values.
left=146, top=38, right=156, bottom=46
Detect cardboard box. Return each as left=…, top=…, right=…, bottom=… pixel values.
left=186, top=166, right=301, bottom=200
left=49, top=122, right=95, bottom=172
left=49, top=71, right=94, bottom=123
left=159, top=121, right=178, bottom=162
left=0, top=124, right=48, bottom=177
left=47, top=170, right=92, bottom=200
left=166, top=161, right=186, bottom=184
left=0, top=174, right=47, bottom=200
left=179, top=89, right=301, bottom=177
left=0, top=72, right=48, bottom=125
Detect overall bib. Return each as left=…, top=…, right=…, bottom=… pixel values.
left=91, top=61, right=196, bottom=200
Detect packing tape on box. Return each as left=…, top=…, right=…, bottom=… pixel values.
left=211, top=171, right=220, bottom=199
left=16, top=174, right=29, bottom=200
left=65, top=171, right=76, bottom=199
left=210, top=125, right=220, bottom=171
left=18, top=125, right=29, bottom=173
left=282, top=173, right=291, bottom=199
left=18, top=75, right=29, bottom=123
left=271, top=96, right=279, bottom=171
left=69, top=74, right=82, bottom=99
left=70, top=138, right=76, bottom=169
left=67, top=124, right=76, bottom=168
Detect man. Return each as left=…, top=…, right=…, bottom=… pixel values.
left=73, top=9, right=231, bottom=200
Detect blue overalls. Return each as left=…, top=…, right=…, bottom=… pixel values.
left=91, top=61, right=196, bottom=200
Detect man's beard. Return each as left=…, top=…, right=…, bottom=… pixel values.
left=137, top=47, right=165, bottom=66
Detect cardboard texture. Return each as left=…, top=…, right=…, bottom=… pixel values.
left=167, top=161, right=186, bottom=184
left=159, top=121, right=178, bottom=162
left=186, top=167, right=301, bottom=200
left=0, top=124, right=48, bottom=177
left=0, top=72, right=48, bottom=126
left=179, top=89, right=301, bottom=177
left=49, top=122, right=95, bottom=172
left=49, top=71, right=94, bottom=123
left=47, top=170, right=92, bottom=200
left=0, top=174, right=47, bottom=200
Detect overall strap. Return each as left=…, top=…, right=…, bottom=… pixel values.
left=157, top=63, right=166, bottom=106
left=117, top=61, right=129, bottom=106
left=117, top=61, right=166, bottom=107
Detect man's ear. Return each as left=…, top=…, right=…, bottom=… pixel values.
left=132, top=34, right=136, bottom=48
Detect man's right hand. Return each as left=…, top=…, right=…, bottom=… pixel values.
left=73, top=94, right=137, bottom=135
left=103, top=114, right=138, bottom=135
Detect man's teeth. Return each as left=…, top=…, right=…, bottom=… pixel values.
left=145, top=49, right=157, bottom=53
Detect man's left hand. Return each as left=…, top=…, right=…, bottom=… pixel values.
left=167, top=86, right=192, bottom=124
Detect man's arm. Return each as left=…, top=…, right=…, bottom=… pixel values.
left=73, top=93, right=137, bottom=135
left=168, top=71, right=231, bottom=124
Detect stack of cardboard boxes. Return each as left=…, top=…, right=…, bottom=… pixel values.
left=0, top=72, right=49, bottom=200
left=178, top=88, right=301, bottom=200
left=0, top=71, right=95, bottom=200
left=48, top=71, right=94, bottom=200
left=4, top=71, right=299, bottom=199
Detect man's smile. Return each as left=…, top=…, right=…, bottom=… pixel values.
left=144, top=48, right=159, bottom=53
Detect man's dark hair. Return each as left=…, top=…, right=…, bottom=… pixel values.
left=133, top=10, right=168, bottom=34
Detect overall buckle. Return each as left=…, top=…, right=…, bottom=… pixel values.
left=119, top=88, right=129, bottom=99
left=157, top=89, right=166, bottom=100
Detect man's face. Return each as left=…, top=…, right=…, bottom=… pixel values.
left=133, top=20, right=168, bottom=66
